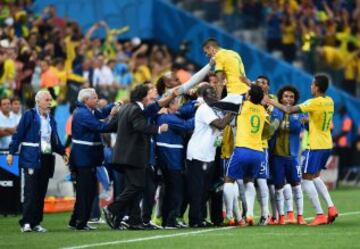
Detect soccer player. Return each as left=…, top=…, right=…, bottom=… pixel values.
left=255, top=75, right=275, bottom=225
left=225, top=84, right=268, bottom=226
left=266, top=74, right=339, bottom=225
left=270, top=85, right=307, bottom=225
left=202, top=38, right=249, bottom=109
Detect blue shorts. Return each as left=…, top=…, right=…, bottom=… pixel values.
left=271, top=155, right=301, bottom=186
left=226, top=147, right=264, bottom=180
left=256, top=149, right=269, bottom=179
left=301, top=149, right=332, bottom=175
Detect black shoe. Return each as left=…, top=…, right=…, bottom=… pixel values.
left=102, top=207, right=117, bottom=229
left=68, top=221, right=76, bottom=230
left=128, top=223, right=146, bottom=230
left=76, top=224, right=97, bottom=231
left=142, top=222, right=162, bottom=230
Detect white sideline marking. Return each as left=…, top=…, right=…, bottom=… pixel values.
left=60, top=211, right=360, bottom=249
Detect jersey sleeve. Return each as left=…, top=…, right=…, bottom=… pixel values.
left=214, top=53, right=224, bottom=73
left=298, top=99, right=316, bottom=113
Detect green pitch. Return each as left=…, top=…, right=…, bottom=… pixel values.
left=1, top=187, right=360, bottom=249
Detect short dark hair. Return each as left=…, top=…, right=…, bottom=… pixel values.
left=156, top=76, right=166, bottom=96
left=130, top=84, right=149, bottom=102
left=248, top=85, right=264, bottom=104
left=0, top=96, right=10, bottom=105
left=314, top=74, right=329, bottom=93
left=10, top=96, right=21, bottom=104
left=277, top=85, right=300, bottom=105
left=202, top=38, right=219, bottom=48
left=256, top=75, right=270, bottom=85
left=197, top=84, right=211, bottom=97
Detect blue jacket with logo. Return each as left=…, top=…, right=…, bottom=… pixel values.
left=270, top=107, right=306, bottom=158
left=155, top=113, right=194, bottom=171
left=9, top=108, right=65, bottom=169
left=70, top=102, right=113, bottom=168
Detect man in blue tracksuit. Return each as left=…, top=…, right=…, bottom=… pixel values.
left=68, top=88, right=117, bottom=230
left=7, top=90, right=67, bottom=233
left=155, top=97, right=194, bottom=228
left=269, top=85, right=307, bottom=225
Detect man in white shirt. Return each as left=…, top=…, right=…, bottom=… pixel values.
left=186, top=84, right=233, bottom=227
left=0, top=97, right=18, bottom=150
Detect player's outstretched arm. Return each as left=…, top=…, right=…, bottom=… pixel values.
left=265, top=96, right=300, bottom=114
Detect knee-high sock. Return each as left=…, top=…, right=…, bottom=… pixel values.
left=275, top=188, right=285, bottom=216
left=313, top=177, right=334, bottom=208
left=245, top=182, right=256, bottom=217
left=257, top=178, right=269, bottom=217
left=269, top=184, right=278, bottom=218
left=302, top=179, right=323, bottom=214
left=233, top=183, right=242, bottom=221
left=292, top=185, right=304, bottom=216
left=283, top=184, right=294, bottom=213
left=236, top=179, right=247, bottom=217
left=223, top=182, right=235, bottom=219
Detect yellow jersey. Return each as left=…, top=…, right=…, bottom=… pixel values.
left=214, top=49, right=248, bottom=95
left=298, top=96, right=334, bottom=150
left=235, top=101, right=267, bottom=151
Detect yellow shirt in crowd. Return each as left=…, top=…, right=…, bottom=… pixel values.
left=235, top=100, right=267, bottom=151
left=214, top=49, right=248, bottom=95
left=298, top=96, right=334, bottom=150
left=0, top=58, right=16, bottom=85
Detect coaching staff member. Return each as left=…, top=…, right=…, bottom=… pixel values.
left=68, top=88, right=118, bottom=230
left=103, top=84, right=168, bottom=230
left=7, top=90, right=67, bottom=232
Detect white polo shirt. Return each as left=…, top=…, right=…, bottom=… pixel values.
left=0, top=111, right=19, bottom=150
left=186, top=103, right=220, bottom=162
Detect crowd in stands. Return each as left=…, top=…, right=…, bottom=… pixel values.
left=174, top=0, right=360, bottom=97
left=0, top=1, right=195, bottom=110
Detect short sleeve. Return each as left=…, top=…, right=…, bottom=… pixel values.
left=197, top=104, right=218, bottom=125
left=214, top=53, right=224, bottom=73
left=298, top=99, right=315, bottom=113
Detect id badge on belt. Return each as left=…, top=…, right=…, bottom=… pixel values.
left=41, top=140, right=52, bottom=154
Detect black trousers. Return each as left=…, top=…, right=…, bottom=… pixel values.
left=108, top=165, right=145, bottom=225
left=162, top=169, right=184, bottom=227
left=186, top=159, right=214, bottom=226
left=141, top=166, right=157, bottom=224
left=20, top=154, right=54, bottom=227
left=69, top=167, right=97, bottom=228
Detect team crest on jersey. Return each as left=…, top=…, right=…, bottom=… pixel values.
left=293, top=114, right=299, bottom=119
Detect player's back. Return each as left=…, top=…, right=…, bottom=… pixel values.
left=235, top=100, right=266, bottom=151
left=298, top=96, right=334, bottom=150
left=214, top=49, right=247, bottom=94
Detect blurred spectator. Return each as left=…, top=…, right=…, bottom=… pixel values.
left=0, top=96, right=17, bottom=150
left=334, top=106, right=354, bottom=179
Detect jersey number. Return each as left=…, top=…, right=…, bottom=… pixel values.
left=321, top=111, right=333, bottom=131
left=250, top=115, right=260, bottom=133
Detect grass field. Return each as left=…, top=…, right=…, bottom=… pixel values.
left=1, top=187, right=360, bottom=249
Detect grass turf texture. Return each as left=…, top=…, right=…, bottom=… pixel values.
left=1, top=187, right=359, bottom=249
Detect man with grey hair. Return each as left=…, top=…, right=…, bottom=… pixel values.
left=68, top=88, right=119, bottom=230
left=7, top=90, right=68, bottom=232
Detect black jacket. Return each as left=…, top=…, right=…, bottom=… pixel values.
left=110, top=102, right=159, bottom=168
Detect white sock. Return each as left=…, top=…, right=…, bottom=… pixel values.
left=256, top=179, right=270, bottom=217
left=269, top=184, right=278, bottom=219
left=275, top=188, right=285, bottom=216
left=223, top=182, right=235, bottom=219
left=245, top=182, right=256, bottom=217
left=283, top=184, right=294, bottom=213
left=313, top=177, right=334, bottom=208
left=302, top=179, right=323, bottom=214
left=233, top=184, right=242, bottom=221
left=236, top=179, right=247, bottom=217
left=292, top=185, right=304, bottom=216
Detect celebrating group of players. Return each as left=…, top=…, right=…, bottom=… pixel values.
left=202, top=38, right=338, bottom=226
